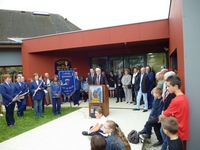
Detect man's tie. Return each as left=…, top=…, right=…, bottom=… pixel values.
left=96, top=75, right=99, bottom=85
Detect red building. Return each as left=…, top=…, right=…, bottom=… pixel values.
left=21, top=0, right=200, bottom=149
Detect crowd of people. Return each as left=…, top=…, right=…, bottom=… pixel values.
left=0, top=66, right=189, bottom=150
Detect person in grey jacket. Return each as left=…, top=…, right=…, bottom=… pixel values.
left=121, top=69, right=132, bottom=104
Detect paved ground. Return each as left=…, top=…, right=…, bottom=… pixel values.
left=0, top=98, right=150, bottom=150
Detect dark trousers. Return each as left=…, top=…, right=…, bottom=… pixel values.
left=73, top=90, right=80, bottom=105
left=116, top=87, right=123, bottom=101
left=147, top=87, right=154, bottom=108
left=89, top=126, right=103, bottom=136
left=52, top=98, right=61, bottom=115
left=17, top=98, right=26, bottom=116
left=5, top=104, right=15, bottom=126
left=144, top=118, right=162, bottom=142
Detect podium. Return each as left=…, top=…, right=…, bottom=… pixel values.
left=88, top=85, right=109, bottom=117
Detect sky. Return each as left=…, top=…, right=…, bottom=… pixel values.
left=0, top=0, right=171, bottom=30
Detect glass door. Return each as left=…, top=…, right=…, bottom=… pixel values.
left=109, top=57, right=124, bottom=75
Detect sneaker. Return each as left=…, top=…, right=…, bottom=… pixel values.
left=142, top=134, right=151, bottom=139
left=0, top=113, right=3, bottom=116
left=153, top=141, right=163, bottom=147
left=82, top=131, right=89, bottom=136
left=138, top=129, right=146, bottom=134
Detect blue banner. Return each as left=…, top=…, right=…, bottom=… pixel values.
left=59, top=70, right=75, bottom=97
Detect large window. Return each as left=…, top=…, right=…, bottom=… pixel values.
left=147, top=53, right=167, bottom=73
left=109, top=57, right=124, bottom=75
left=90, top=52, right=167, bottom=75
left=0, top=66, right=22, bottom=83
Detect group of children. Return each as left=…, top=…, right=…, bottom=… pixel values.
left=83, top=74, right=189, bottom=150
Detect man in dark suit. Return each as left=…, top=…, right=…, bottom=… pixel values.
left=88, top=68, right=95, bottom=85
left=72, top=71, right=81, bottom=106
left=0, top=74, right=17, bottom=126
left=133, top=67, right=149, bottom=112
left=93, top=68, right=109, bottom=86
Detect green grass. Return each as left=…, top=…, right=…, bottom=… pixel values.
left=0, top=107, right=80, bottom=142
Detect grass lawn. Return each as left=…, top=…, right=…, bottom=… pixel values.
left=0, top=107, right=80, bottom=142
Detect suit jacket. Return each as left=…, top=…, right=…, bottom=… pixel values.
left=13, top=82, right=26, bottom=97
left=0, top=82, right=16, bottom=106
left=139, top=73, right=149, bottom=93
left=115, top=74, right=123, bottom=88
left=88, top=73, right=95, bottom=85
left=50, top=82, right=62, bottom=98
left=133, top=72, right=141, bottom=91
left=44, top=78, right=52, bottom=87
left=150, top=98, right=163, bottom=119
left=30, top=80, right=46, bottom=100
left=93, top=74, right=108, bottom=85
left=75, top=76, right=81, bottom=90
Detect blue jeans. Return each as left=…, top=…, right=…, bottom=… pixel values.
left=136, top=89, right=148, bottom=110
left=33, top=99, right=43, bottom=117
left=160, top=125, right=169, bottom=150
left=52, top=98, right=61, bottom=115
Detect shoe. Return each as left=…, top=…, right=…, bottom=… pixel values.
left=143, top=109, right=148, bottom=112
left=82, top=131, right=89, bottom=136
left=133, top=108, right=140, bottom=111
left=84, top=99, right=87, bottom=102
left=40, top=116, right=44, bottom=118
left=148, top=106, right=152, bottom=109
left=0, top=113, right=3, bottom=116
left=138, top=129, right=146, bottom=134
left=9, top=124, right=14, bottom=127
left=142, top=134, right=151, bottom=139
left=116, top=101, right=119, bottom=103
left=153, top=141, right=163, bottom=147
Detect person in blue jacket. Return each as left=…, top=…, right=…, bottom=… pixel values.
left=0, top=74, right=17, bottom=126
left=50, top=75, right=62, bottom=115
left=30, top=73, right=46, bottom=118
left=72, top=71, right=81, bottom=106
left=138, top=87, right=164, bottom=147
left=13, top=75, right=27, bottom=117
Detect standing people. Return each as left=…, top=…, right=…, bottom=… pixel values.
left=39, top=75, right=46, bottom=113
left=13, top=74, right=26, bottom=117
left=81, top=77, right=89, bottom=102
left=0, top=74, right=17, bottom=126
left=88, top=68, right=95, bottom=85
left=159, top=71, right=176, bottom=150
left=44, top=72, right=52, bottom=105
left=133, top=67, right=149, bottom=112
left=103, top=120, right=131, bottom=150
left=73, top=71, right=81, bottom=106
left=115, top=69, right=123, bottom=103
left=146, top=65, right=155, bottom=109
left=30, top=73, right=46, bottom=118
left=122, top=69, right=132, bottom=104
left=162, top=117, right=183, bottom=150
left=0, top=89, right=3, bottom=116
left=108, top=71, right=116, bottom=98
left=50, top=75, right=62, bottom=115
left=132, top=66, right=140, bottom=105
left=159, top=75, right=189, bottom=150
left=94, top=68, right=109, bottom=86
left=21, top=76, right=29, bottom=111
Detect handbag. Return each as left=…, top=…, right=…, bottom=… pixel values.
left=128, top=84, right=132, bottom=89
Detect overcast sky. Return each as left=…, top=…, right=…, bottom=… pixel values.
left=0, top=0, right=170, bottom=30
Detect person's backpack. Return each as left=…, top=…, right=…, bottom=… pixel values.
left=127, top=130, right=139, bottom=144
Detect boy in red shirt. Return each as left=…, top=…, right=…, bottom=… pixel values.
left=159, top=76, right=189, bottom=145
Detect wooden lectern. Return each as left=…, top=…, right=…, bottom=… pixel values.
left=88, top=85, right=109, bottom=117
